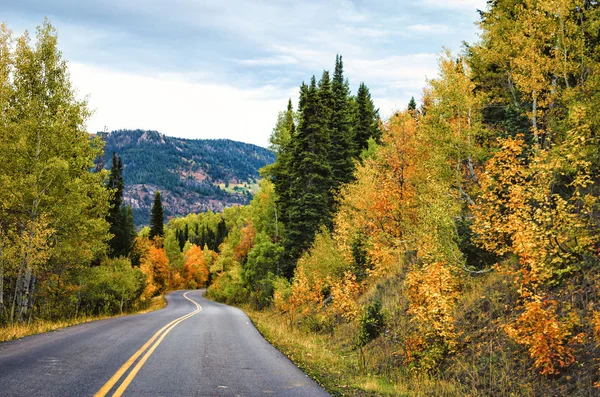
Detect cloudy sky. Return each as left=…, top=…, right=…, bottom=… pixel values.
left=2, top=0, right=488, bottom=147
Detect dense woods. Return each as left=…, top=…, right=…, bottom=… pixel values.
left=199, top=1, right=600, bottom=394
left=0, top=21, right=266, bottom=331
left=5, top=1, right=600, bottom=394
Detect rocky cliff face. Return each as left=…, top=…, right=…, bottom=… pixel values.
left=98, top=129, right=275, bottom=226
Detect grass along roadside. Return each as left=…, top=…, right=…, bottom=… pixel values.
left=0, top=295, right=166, bottom=343
left=241, top=306, right=404, bottom=397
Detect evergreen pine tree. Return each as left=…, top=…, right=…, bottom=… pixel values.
left=283, top=76, right=333, bottom=277
left=177, top=229, right=185, bottom=251
left=329, top=55, right=355, bottom=191
left=114, top=205, right=135, bottom=256
left=408, top=96, right=417, bottom=111
left=106, top=153, right=134, bottom=257
left=149, top=191, right=164, bottom=239
left=353, top=82, right=382, bottom=155
left=217, top=218, right=227, bottom=247
left=268, top=98, right=296, bottom=228
left=318, top=70, right=335, bottom=215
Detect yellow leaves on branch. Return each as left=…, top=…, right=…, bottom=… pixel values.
left=472, top=118, right=598, bottom=376
left=471, top=135, right=527, bottom=256
left=287, top=267, right=324, bottom=317
left=405, top=262, right=460, bottom=350
left=335, top=111, right=420, bottom=276
left=505, top=299, right=576, bottom=375
left=183, top=244, right=210, bottom=289
left=472, top=133, right=597, bottom=288
left=329, top=271, right=361, bottom=321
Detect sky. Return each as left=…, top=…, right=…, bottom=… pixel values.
left=1, top=0, right=488, bottom=147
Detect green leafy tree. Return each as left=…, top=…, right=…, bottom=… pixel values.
left=408, top=96, right=417, bottom=111
left=243, top=232, right=284, bottom=287
left=0, top=20, right=111, bottom=322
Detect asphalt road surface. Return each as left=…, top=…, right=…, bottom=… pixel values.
left=0, top=290, right=330, bottom=396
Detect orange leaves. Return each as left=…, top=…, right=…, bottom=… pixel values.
left=139, top=244, right=170, bottom=300
left=471, top=128, right=600, bottom=376
left=287, top=268, right=324, bottom=317
left=505, top=299, right=576, bottom=375
left=235, top=221, right=256, bottom=262
left=335, top=111, right=420, bottom=276
left=183, top=244, right=209, bottom=288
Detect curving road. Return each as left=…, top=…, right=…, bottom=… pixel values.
left=0, top=290, right=330, bottom=397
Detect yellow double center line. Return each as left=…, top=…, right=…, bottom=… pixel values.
left=94, top=291, right=202, bottom=397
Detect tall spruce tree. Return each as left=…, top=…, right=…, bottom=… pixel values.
left=107, top=153, right=124, bottom=224
left=149, top=191, right=164, bottom=239
left=113, top=205, right=135, bottom=256
left=268, top=98, right=296, bottom=228
left=408, top=96, right=417, bottom=111
left=318, top=70, right=335, bottom=213
left=353, top=82, right=382, bottom=155
left=283, top=76, right=333, bottom=277
left=106, top=153, right=135, bottom=257
left=329, top=55, right=355, bottom=191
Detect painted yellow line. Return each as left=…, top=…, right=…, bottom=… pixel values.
left=94, top=292, right=202, bottom=397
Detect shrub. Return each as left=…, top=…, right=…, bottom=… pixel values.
left=80, top=258, right=144, bottom=315
left=356, top=300, right=385, bottom=348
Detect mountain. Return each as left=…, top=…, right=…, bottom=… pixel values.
left=97, top=129, right=275, bottom=226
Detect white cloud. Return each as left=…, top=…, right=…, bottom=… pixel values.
left=239, top=55, right=298, bottom=66
left=421, top=0, right=488, bottom=11
left=69, top=63, right=295, bottom=147
left=407, top=23, right=453, bottom=34
left=345, top=53, right=439, bottom=90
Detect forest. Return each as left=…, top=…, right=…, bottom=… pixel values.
left=2, top=0, right=600, bottom=395
left=100, top=129, right=274, bottom=226
left=200, top=1, right=600, bottom=395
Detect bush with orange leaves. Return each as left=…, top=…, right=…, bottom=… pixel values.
left=183, top=244, right=210, bottom=289
left=404, top=262, right=460, bottom=367
left=235, top=221, right=256, bottom=262
left=139, top=245, right=170, bottom=300
left=287, top=268, right=324, bottom=317
left=472, top=131, right=599, bottom=375
left=505, top=299, right=576, bottom=375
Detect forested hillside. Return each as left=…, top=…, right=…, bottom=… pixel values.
left=173, top=2, right=600, bottom=395
left=98, top=129, right=275, bottom=226
left=5, top=1, right=600, bottom=394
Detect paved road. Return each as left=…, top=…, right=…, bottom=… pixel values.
left=0, top=290, right=330, bottom=397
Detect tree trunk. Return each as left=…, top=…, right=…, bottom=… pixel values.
left=532, top=92, right=539, bottom=145
left=274, top=205, right=279, bottom=238
left=0, top=246, right=4, bottom=316
left=27, top=275, right=36, bottom=325
left=10, top=268, right=22, bottom=323
left=17, top=266, right=32, bottom=322
left=468, top=154, right=479, bottom=185
left=120, top=287, right=125, bottom=314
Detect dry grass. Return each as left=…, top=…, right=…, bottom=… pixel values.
left=0, top=295, right=166, bottom=343
left=242, top=306, right=462, bottom=396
